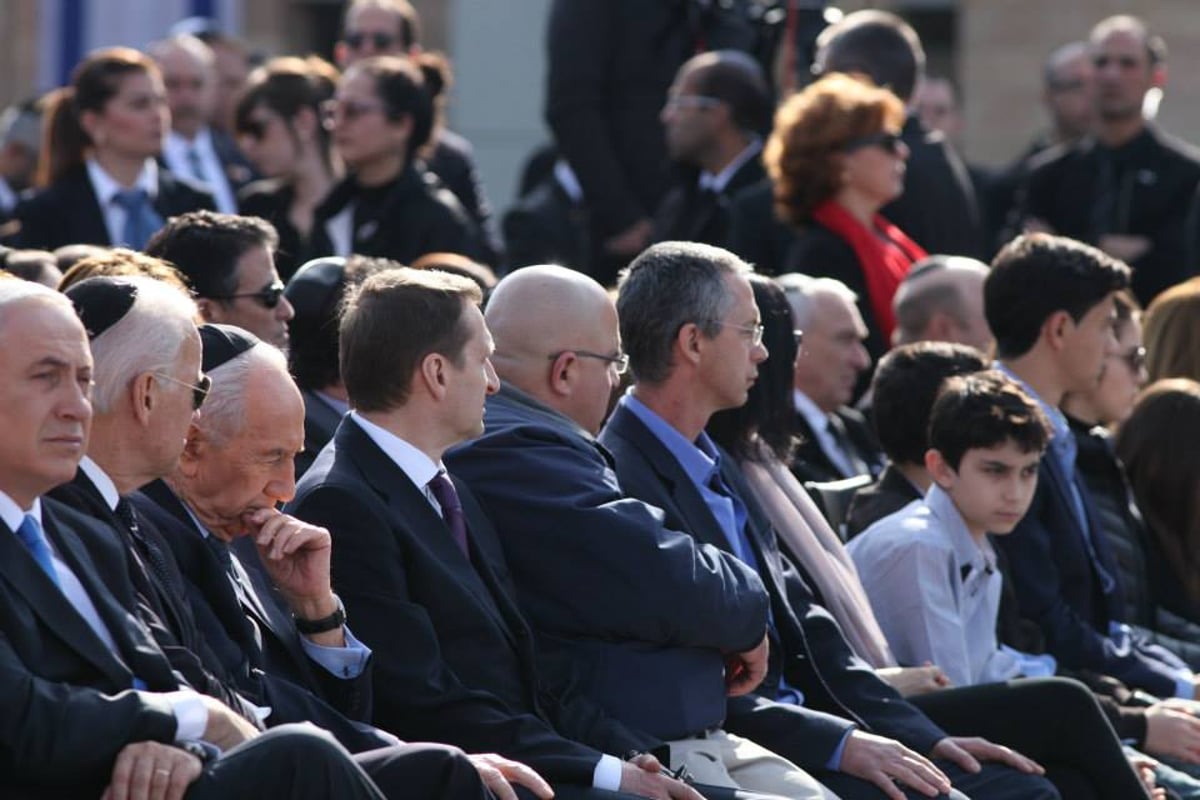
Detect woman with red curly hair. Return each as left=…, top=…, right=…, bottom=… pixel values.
left=764, top=73, right=924, bottom=360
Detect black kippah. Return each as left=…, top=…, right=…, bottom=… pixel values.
left=285, top=257, right=347, bottom=323
left=199, top=323, right=260, bottom=372
left=64, top=277, right=139, bottom=340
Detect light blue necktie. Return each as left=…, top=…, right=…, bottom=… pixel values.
left=111, top=188, right=163, bottom=250
left=15, top=514, right=60, bottom=588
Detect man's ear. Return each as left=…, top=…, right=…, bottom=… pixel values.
left=1042, top=309, right=1073, bottom=353
left=548, top=351, right=577, bottom=398
left=418, top=353, right=448, bottom=402
left=176, top=422, right=206, bottom=479
left=195, top=297, right=219, bottom=325
left=676, top=322, right=704, bottom=367
left=129, top=371, right=157, bottom=426
left=925, top=448, right=956, bottom=489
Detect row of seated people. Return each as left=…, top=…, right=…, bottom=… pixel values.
left=2, top=230, right=1186, bottom=798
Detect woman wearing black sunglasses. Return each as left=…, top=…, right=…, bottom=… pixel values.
left=233, top=56, right=341, bottom=281
left=764, top=72, right=924, bottom=369
left=307, top=55, right=485, bottom=268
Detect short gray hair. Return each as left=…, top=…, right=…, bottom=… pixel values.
left=197, top=342, right=289, bottom=445
left=0, top=279, right=72, bottom=333
left=89, top=277, right=199, bottom=414
left=775, top=273, right=857, bottom=329
left=893, top=256, right=987, bottom=345
left=616, top=241, right=750, bottom=385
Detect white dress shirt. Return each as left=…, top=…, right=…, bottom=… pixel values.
left=697, top=139, right=762, bottom=193
left=0, top=486, right=207, bottom=740
left=348, top=411, right=624, bottom=790
left=86, top=158, right=160, bottom=247
left=163, top=128, right=237, bottom=214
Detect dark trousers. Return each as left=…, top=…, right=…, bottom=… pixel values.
left=910, top=677, right=1149, bottom=800
left=188, top=723, right=385, bottom=799
left=354, top=742, right=492, bottom=800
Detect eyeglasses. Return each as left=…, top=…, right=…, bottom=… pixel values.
left=342, top=31, right=397, bottom=51
left=155, top=372, right=212, bottom=410
left=844, top=131, right=904, bottom=156
left=209, top=281, right=286, bottom=309
left=1119, top=345, right=1146, bottom=372
left=1093, top=54, right=1143, bottom=70
left=321, top=98, right=385, bottom=126
left=663, top=94, right=723, bottom=112
left=238, top=117, right=272, bottom=142
left=714, top=321, right=765, bottom=348
left=548, top=349, right=629, bottom=375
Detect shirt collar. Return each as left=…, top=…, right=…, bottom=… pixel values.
left=349, top=411, right=442, bottom=490
left=793, top=389, right=832, bottom=433
left=698, top=139, right=762, bottom=193
left=166, top=127, right=213, bottom=155
left=0, top=176, right=16, bottom=213
left=925, top=483, right=995, bottom=574
left=553, top=160, right=583, bottom=203
left=86, top=157, right=159, bottom=204
left=0, top=489, right=41, bottom=532
left=79, top=456, right=120, bottom=511
left=994, top=362, right=1071, bottom=446
left=314, top=390, right=350, bottom=417
left=620, top=391, right=722, bottom=489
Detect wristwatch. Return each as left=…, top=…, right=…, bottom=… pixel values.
left=294, top=593, right=346, bottom=635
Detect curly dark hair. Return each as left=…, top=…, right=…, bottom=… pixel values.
left=764, top=72, right=905, bottom=226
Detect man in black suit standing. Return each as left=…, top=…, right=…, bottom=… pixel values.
left=598, top=242, right=1059, bottom=800
left=653, top=51, right=771, bottom=250
left=0, top=278, right=390, bottom=799
left=288, top=267, right=704, bottom=800
left=775, top=274, right=883, bottom=484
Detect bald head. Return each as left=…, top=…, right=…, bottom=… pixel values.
left=151, top=35, right=217, bottom=137
left=487, top=265, right=622, bottom=433
left=893, top=256, right=991, bottom=351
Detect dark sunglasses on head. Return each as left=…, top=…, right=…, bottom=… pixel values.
left=843, top=131, right=904, bottom=155
left=209, top=281, right=286, bottom=309
left=343, top=31, right=397, bottom=50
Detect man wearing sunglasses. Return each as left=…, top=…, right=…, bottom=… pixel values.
left=1021, top=14, right=1200, bottom=306
left=146, top=210, right=295, bottom=350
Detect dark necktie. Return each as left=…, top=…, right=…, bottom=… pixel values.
left=1089, top=150, right=1120, bottom=241
left=111, top=188, right=163, bottom=250
left=115, top=499, right=180, bottom=600
left=826, top=414, right=870, bottom=478
left=187, top=147, right=207, bottom=184
left=15, top=514, right=60, bottom=587
left=427, top=472, right=470, bottom=558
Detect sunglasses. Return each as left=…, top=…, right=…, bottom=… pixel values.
left=321, top=98, right=385, bottom=126
left=844, top=131, right=904, bottom=156
left=209, top=281, right=286, bottom=309
left=155, top=372, right=212, bottom=411
left=343, top=31, right=397, bottom=51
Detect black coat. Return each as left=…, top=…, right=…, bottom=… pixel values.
left=287, top=417, right=657, bottom=786
left=652, top=152, right=766, bottom=250
left=12, top=164, right=214, bottom=250
left=502, top=173, right=593, bottom=277
left=789, top=407, right=884, bottom=486
left=309, top=165, right=485, bottom=265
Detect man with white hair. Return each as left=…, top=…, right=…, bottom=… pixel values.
left=0, top=278, right=389, bottom=799
left=891, top=255, right=992, bottom=352
left=151, top=34, right=252, bottom=213
left=777, top=274, right=883, bottom=484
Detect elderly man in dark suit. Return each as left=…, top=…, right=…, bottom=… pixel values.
left=0, top=278, right=389, bottom=799
left=597, top=242, right=1064, bottom=800
left=288, top=267, right=710, bottom=800
left=448, top=265, right=841, bottom=799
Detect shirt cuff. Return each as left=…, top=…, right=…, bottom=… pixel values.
left=300, top=624, right=372, bottom=679
left=828, top=726, right=857, bottom=771
left=592, top=754, right=623, bottom=791
left=1175, top=673, right=1196, bottom=700
left=162, top=689, right=208, bottom=742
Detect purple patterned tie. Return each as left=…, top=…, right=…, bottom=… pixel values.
left=428, top=472, right=470, bottom=558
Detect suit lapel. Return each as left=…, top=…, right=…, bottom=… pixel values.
left=70, top=169, right=114, bottom=245
left=344, top=421, right=526, bottom=651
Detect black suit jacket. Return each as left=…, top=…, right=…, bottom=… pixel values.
left=502, top=175, right=594, bottom=277
left=12, top=164, right=215, bottom=250
left=133, top=480, right=373, bottom=724
left=425, top=129, right=503, bottom=265
left=790, top=407, right=884, bottom=485
left=446, top=384, right=769, bottom=740
left=0, top=498, right=183, bottom=796
left=288, top=417, right=656, bottom=785
left=652, top=153, right=766, bottom=250
left=297, top=389, right=345, bottom=481
left=1022, top=124, right=1200, bottom=304
left=599, top=403, right=948, bottom=768
left=843, top=463, right=921, bottom=541
left=995, top=449, right=1186, bottom=697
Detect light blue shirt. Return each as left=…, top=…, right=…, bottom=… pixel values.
left=848, top=486, right=1055, bottom=686
left=621, top=394, right=859, bottom=769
